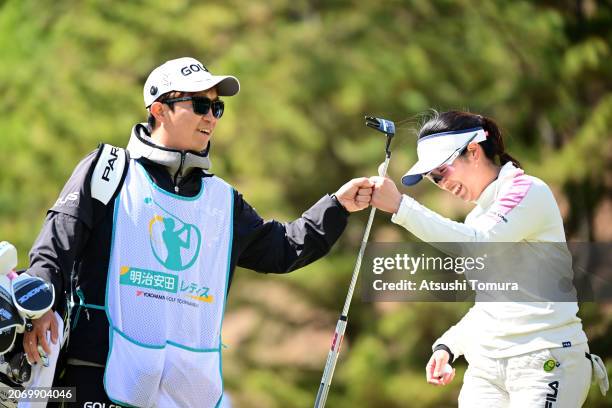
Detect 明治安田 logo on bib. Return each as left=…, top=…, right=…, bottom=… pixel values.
left=118, top=196, right=213, bottom=305
left=145, top=197, right=202, bottom=271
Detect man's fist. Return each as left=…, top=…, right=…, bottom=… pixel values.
left=334, top=177, right=375, bottom=212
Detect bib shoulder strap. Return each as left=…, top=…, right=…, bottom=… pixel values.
left=90, top=144, right=129, bottom=205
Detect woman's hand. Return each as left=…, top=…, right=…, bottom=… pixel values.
left=370, top=176, right=403, bottom=214
left=426, top=349, right=456, bottom=386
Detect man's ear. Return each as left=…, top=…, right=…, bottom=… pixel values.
left=149, top=102, right=166, bottom=124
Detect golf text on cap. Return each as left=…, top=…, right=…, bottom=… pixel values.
left=181, top=63, right=208, bottom=76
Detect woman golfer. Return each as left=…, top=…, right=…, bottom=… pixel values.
left=368, top=111, right=607, bottom=407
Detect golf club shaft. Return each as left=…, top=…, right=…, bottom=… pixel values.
left=314, top=154, right=391, bottom=408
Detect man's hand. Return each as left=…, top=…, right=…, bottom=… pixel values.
left=370, top=176, right=403, bottom=214
left=23, top=309, right=58, bottom=365
left=334, top=177, right=375, bottom=212
left=426, top=349, right=456, bottom=386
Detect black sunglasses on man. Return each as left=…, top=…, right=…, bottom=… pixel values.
left=164, top=96, right=225, bottom=119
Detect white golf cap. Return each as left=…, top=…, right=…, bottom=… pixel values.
left=143, top=57, right=240, bottom=107
left=401, top=127, right=487, bottom=186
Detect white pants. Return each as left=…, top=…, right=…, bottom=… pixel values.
left=459, top=344, right=592, bottom=408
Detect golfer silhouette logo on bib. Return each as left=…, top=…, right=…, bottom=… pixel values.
left=145, top=197, right=202, bottom=271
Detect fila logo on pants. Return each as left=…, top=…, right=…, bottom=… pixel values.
left=545, top=380, right=559, bottom=407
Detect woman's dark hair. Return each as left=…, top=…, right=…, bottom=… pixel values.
left=418, top=110, right=521, bottom=168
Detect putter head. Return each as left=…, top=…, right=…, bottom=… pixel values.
left=365, top=116, right=395, bottom=137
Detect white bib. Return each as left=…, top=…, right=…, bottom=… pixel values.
left=104, top=162, right=233, bottom=408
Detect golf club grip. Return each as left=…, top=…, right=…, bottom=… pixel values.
left=314, top=317, right=347, bottom=408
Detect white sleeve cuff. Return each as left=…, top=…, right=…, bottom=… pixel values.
left=391, top=194, right=415, bottom=227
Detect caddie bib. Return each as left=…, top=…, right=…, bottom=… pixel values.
left=103, top=162, right=233, bottom=408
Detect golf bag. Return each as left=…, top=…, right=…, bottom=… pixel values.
left=0, top=144, right=129, bottom=407
left=0, top=242, right=60, bottom=407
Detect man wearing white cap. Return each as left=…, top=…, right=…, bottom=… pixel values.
left=368, top=111, right=607, bottom=407
left=22, top=57, right=374, bottom=407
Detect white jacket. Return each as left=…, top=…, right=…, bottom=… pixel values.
left=391, top=162, right=588, bottom=359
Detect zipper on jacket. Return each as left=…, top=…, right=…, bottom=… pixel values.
left=173, top=152, right=186, bottom=193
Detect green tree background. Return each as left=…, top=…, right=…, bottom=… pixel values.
left=1, top=0, right=610, bottom=406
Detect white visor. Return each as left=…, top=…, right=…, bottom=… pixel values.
left=401, top=127, right=487, bottom=186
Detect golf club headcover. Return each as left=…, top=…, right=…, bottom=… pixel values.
left=0, top=242, right=18, bottom=277
left=0, top=276, right=24, bottom=355
left=11, top=273, right=55, bottom=320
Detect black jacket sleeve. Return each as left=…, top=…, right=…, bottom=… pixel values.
left=233, top=192, right=350, bottom=273
left=26, top=150, right=99, bottom=314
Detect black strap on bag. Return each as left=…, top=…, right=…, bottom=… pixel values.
left=67, top=143, right=130, bottom=332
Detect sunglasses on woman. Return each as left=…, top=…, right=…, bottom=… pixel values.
left=424, top=133, right=479, bottom=185
left=164, top=96, right=225, bottom=119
